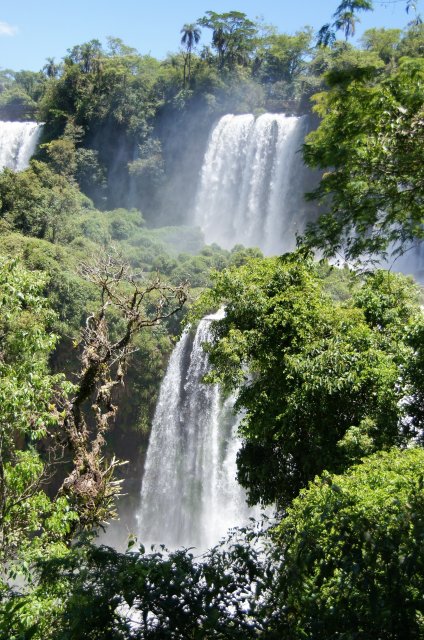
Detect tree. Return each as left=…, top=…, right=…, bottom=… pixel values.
left=197, top=11, right=258, bottom=69
left=43, top=57, right=60, bottom=79
left=318, top=1, right=373, bottom=45
left=195, top=252, right=424, bottom=507
left=180, top=23, right=201, bottom=87
left=0, top=84, right=38, bottom=120
left=106, top=36, right=138, bottom=57
left=273, top=448, right=424, bottom=639
left=399, top=21, right=424, bottom=56
left=0, top=161, right=86, bottom=243
left=0, top=252, right=188, bottom=595
left=28, top=526, right=271, bottom=640
left=360, top=27, right=402, bottom=64
left=38, top=39, right=166, bottom=212
left=0, top=69, right=45, bottom=120
left=58, top=254, right=188, bottom=531
left=317, top=1, right=420, bottom=46
left=13, top=70, right=46, bottom=101
left=0, top=258, right=76, bottom=589
left=334, top=10, right=358, bottom=40
left=66, top=39, right=103, bottom=74
left=42, top=118, right=106, bottom=202
left=257, top=29, right=313, bottom=84
left=303, top=56, right=424, bottom=262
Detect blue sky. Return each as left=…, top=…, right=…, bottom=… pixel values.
left=0, top=1, right=415, bottom=72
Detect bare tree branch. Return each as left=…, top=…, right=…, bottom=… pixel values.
left=59, top=254, right=188, bottom=532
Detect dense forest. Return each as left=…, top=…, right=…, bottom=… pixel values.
left=1, top=0, right=424, bottom=637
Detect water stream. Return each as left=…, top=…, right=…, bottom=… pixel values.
left=194, top=113, right=308, bottom=254
left=138, top=312, right=256, bottom=550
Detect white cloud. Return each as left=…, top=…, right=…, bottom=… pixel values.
left=0, top=21, right=18, bottom=37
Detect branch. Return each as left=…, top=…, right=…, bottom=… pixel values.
left=58, top=254, right=188, bottom=533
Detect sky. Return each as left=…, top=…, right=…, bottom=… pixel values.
left=0, top=0, right=416, bottom=72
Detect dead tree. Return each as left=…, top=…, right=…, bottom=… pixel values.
left=58, top=254, right=188, bottom=532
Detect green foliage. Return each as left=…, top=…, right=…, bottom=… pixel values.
left=197, top=11, right=259, bottom=70
left=0, top=151, right=246, bottom=499
left=258, top=30, right=313, bottom=84
left=196, top=252, right=424, bottom=507
left=36, top=40, right=166, bottom=210
left=254, top=29, right=313, bottom=107
left=303, top=56, right=424, bottom=261
left=0, top=70, right=46, bottom=120
left=0, top=161, right=91, bottom=243
left=399, top=21, right=424, bottom=57
left=43, top=57, right=61, bottom=79
left=2, top=12, right=424, bottom=636
left=0, top=232, right=98, bottom=337
left=6, top=449, right=424, bottom=639
left=317, top=0, right=418, bottom=45
left=128, top=137, right=164, bottom=211
left=27, top=524, right=272, bottom=640
left=0, top=257, right=58, bottom=438
left=180, top=23, right=201, bottom=87
left=361, top=27, right=402, bottom=64
left=0, top=258, right=76, bottom=588
left=274, top=448, right=424, bottom=639
left=0, top=85, right=38, bottom=121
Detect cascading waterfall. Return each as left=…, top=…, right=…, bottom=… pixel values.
left=194, top=113, right=308, bottom=255
left=138, top=311, right=256, bottom=550
left=0, top=121, right=43, bottom=171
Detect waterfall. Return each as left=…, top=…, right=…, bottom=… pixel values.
left=194, top=113, right=308, bottom=255
left=0, top=121, right=43, bottom=171
left=138, top=311, right=255, bottom=550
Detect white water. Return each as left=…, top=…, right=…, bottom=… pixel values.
left=0, top=121, right=43, bottom=171
left=194, top=113, right=308, bottom=255
left=138, top=312, right=256, bottom=550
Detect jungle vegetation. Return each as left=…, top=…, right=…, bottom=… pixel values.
left=1, top=1, right=424, bottom=638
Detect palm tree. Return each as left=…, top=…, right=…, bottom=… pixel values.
left=212, top=27, right=227, bottom=68
left=180, top=23, right=201, bottom=87
left=43, top=57, right=59, bottom=78
left=335, top=11, right=357, bottom=40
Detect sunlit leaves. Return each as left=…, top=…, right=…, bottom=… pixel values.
left=303, top=57, right=424, bottom=262
left=0, top=258, right=74, bottom=590
left=198, top=252, right=424, bottom=507
left=274, top=448, right=424, bottom=639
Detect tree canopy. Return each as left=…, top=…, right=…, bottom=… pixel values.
left=196, top=251, right=424, bottom=506
left=274, top=447, right=424, bottom=639
left=0, top=258, right=76, bottom=592
left=303, top=56, right=424, bottom=262
left=1, top=4, right=424, bottom=637
left=197, top=11, right=258, bottom=69
left=318, top=0, right=421, bottom=46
